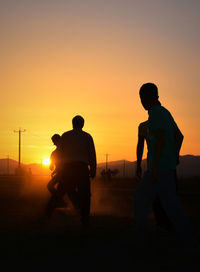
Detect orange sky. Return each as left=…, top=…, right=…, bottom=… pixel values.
left=1, top=1, right=200, bottom=164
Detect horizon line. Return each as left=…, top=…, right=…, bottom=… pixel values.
left=0, top=154, right=200, bottom=165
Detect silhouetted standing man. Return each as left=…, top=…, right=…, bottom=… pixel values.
left=136, top=117, right=175, bottom=232
left=61, top=115, right=96, bottom=225
left=134, top=83, right=197, bottom=248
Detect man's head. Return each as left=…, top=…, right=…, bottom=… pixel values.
left=72, top=115, right=84, bottom=129
left=139, top=83, right=159, bottom=110
left=51, top=134, right=61, bottom=146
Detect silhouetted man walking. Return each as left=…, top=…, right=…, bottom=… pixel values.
left=61, top=115, right=96, bottom=225
left=134, top=83, right=197, bottom=249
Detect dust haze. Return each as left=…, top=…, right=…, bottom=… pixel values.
left=0, top=175, right=135, bottom=228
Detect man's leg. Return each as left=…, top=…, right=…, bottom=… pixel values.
left=152, top=169, right=179, bottom=232
left=153, top=196, right=173, bottom=231
left=158, top=170, right=197, bottom=247
left=134, top=171, right=157, bottom=247
left=79, top=180, right=90, bottom=225
left=44, top=183, right=66, bottom=218
left=67, top=183, right=79, bottom=210
left=77, top=165, right=91, bottom=225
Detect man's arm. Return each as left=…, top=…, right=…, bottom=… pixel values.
left=151, top=128, right=164, bottom=183
left=136, top=135, right=145, bottom=179
left=88, top=136, right=97, bottom=179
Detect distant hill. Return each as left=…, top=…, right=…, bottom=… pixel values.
left=177, top=155, right=200, bottom=178
left=97, top=160, right=138, bottom=178
left=0, top=158, right=24, bottom=175
left=97, top=155, right=200, bottom=178
left=0, top=155, right=200, bottom=178
left=0, top=159, right=50, bottom=175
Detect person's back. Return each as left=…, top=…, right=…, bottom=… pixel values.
left=61, top=129, right=96, bottom=169
left=60, top=115, right=96, bottom=225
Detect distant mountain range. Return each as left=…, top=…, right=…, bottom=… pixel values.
left=0, top=159, right=49, bottom=176
left=97, top=155, right=200, bottom=178
left=0, top=155, right=200, bottom=178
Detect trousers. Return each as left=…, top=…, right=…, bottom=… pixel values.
left=134, top=170, right=196, bottom=247
left=152, top=170, right=178, bottom=230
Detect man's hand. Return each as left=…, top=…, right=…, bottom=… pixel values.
left=89, top=169, right=96, bottom=179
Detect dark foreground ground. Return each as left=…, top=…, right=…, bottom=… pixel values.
left=0, top=175, right=200, bottom=271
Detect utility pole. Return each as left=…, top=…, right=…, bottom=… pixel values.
left=105, top=153, right=110, bottom=171
left=14, top=128, right=26, bottom=168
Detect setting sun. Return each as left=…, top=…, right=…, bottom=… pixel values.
left=42, top=158, right=50, bottom=166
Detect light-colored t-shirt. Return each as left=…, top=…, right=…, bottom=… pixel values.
left=148, top=105, right=178, bottom=171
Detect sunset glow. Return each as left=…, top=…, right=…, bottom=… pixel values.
left=1, top=1, right=200, bottom=164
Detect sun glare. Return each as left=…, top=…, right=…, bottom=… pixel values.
left=42, top=158, right=50, bottom=166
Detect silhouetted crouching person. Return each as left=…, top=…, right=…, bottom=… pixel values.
left=61, top=115, right=96, bottom=225
left=134, top=83, right=198, bottom=249
left=47, top=134, right=62, bottom=194
left=45, top=134, right=67, bottom=218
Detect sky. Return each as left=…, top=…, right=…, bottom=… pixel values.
left=0, top=0, right=200, bottom=164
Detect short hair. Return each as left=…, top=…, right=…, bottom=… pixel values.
left=51, top=134, right=61, bottom=144
left=139, top=83, right=158, bottom=100
left=72, top=115, right=84, bottom=128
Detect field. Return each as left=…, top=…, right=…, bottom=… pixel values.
left=0, top=175, right=199, bottom=271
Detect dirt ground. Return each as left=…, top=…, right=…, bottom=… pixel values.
left=0, top=175, right=199, bottom=271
